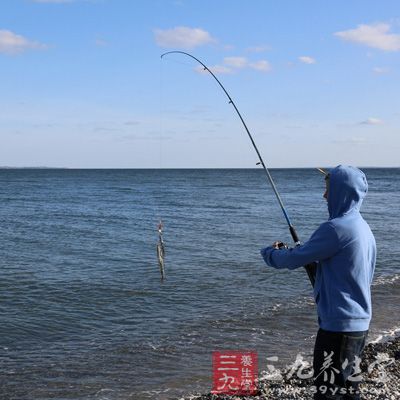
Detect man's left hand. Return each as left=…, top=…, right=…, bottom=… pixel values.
left=272, top=241, right=288, bottom=249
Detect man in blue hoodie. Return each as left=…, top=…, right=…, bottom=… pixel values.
left=261, top=165, right=376, bottom=400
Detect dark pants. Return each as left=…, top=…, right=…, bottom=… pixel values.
left=313, top=328, right=368, bottom=400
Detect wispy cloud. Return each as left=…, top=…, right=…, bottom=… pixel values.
left=154, top=26, right=215, bottom=49
left=195, top=65, right=232, bottom=75
left=333, top=137, right=368, bottom=145
left=124, top=120, right=140, bottom=126
left=248, top=60, right=271, bottom=72
left=223, top=56, right=248, bottom=68
left=0, top=29, right=47, bottom=54
left=246, top=45, right=271, bottom=53
left=195, top=56, right=271, bottom=75
left=360, top=117, right=383, bottom=125
left=32, top=0, right=76, bottom=3
left=95, top=38, right=108, bottom=47
left=222, top=44, right=235, bottom=51
left=225, top=56, right=271, bottom=72
left=298, top=56, right=316, bottom=64
left=372, top=67, right=390, bottom=74
left=335, top=23, right=400, bottom=51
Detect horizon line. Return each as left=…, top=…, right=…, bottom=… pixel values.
left=1, top=166, right=399, bottom=170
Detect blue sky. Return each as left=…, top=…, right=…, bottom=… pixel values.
left=1, top=0, right=399, bottom=168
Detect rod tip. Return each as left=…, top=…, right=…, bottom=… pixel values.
left=317, top=168, right=328, bottom=176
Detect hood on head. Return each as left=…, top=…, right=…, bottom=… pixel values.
left=327, top=165, right=368, bottom=219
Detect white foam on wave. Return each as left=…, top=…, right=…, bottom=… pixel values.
left=372, top=273, right=400, bottom=286
left=271, top=303, right=283, bottom=312
left=94, top=388, right=115, bottom=399
left=258, top=295, right=315, bottom=317
left=368, top=326, right=400, bottom=344
left=369, top=335, right=384, bottom=344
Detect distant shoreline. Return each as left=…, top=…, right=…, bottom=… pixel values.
left=0, top=166, right=68, bottom=169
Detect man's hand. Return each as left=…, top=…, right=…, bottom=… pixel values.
left=272, top=241, right=288, bottom=249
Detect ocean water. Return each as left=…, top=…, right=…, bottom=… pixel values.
left=0, top=168, right=399, bottom=400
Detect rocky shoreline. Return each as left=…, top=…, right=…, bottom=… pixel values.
left=179, top=336, right=400, bottom=400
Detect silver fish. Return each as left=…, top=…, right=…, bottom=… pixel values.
left=157, top=221, right=165, bottom=279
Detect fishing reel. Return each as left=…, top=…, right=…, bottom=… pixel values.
left=273, top=241, right=289, bottom=250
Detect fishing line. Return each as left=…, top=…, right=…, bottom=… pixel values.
left=161, top=51, right=316, bottom=287
left=155, top=55, right=166, bottom=280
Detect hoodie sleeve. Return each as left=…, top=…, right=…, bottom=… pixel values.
left=260, top=222, right=340, bottom=270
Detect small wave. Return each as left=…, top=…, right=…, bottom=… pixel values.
left=200, top=204, right=244, bottom=210
left=139, top=388, right=174, bottom=400
left=271, top=303, right=283, bottom=312
left=368, top=326, right=400, bottom=344
left=259, top=295, right=315, bottom=317
left=372, top=274, right=400, bottom=286
left=94, top=388, right=115, bottom=399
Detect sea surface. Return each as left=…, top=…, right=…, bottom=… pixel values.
left=0, top=168, right=399, bottom=400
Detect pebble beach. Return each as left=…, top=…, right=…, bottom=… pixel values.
left=180, top=335, right=400, bottom=400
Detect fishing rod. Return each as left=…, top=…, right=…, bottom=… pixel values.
left=161, top=50, right=316, bottom=287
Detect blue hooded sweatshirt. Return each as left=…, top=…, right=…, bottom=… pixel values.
left=261, top=165, right=376, bottom=332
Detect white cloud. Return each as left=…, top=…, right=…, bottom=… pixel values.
left=249, top=60, right=271, bottom=72
left=298, top=56, right=316, bottom=64
left=223, top=56, right=248, bottom=68
left=0, top=30, right=47, bottom=54
left=195, top=55, right=271, bottom=74
left=154, top=26, right=215, bottom=49
left=195, top=65, right=232, bottom=75
left=335, top=23, right=400, bottom=51
left=372, top=67, right=390, bottom=74
left=246, top=45, right=270, bottom=53
left=360, top=117, right=383, bottom=125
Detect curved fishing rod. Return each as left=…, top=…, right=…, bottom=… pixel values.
left=161, top=50, right=315, bottom=287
